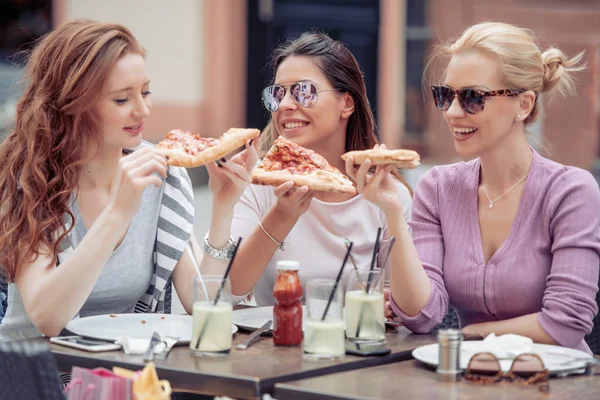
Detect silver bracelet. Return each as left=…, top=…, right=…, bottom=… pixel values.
left=258, top=220, right=284, bottom=251
left=203, top=232, right=236, bottom=260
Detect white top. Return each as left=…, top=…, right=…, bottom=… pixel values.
left=232, top=180, right=413, bottom=306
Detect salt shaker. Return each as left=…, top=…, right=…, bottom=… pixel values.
left=436, top=329, right=462, bottom=382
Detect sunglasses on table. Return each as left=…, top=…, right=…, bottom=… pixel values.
left=262, top=81, right=340, bottom=112
left=431, top=85, right=526, bottom=115
left=464, top=352, right=549, bottom=392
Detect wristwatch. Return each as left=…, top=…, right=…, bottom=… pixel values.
left=203, top=232, right=236, bottom=260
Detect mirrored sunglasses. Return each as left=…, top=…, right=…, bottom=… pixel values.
left=431, top=85, right=525, bottom=115
left=261, top=81, right=339, bottom=112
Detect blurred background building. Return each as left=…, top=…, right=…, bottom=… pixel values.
left=1, top=0, right=600, bottom=188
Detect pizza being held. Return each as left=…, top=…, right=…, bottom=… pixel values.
left=252, top=136, right=356, bottom=194
left=155, top=127, right=260, bottom=168
left=342, top=145, right=420, bottom=169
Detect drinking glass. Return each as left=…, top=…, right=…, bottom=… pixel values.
left=190, top=275, right=233, bottom=357
left=345, top=269, right=385, bottom=343
left=303, top=279, right=345, bottom=360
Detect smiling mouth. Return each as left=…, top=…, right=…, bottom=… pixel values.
left=283, top=122, right=309, bottom=129
left=453, top=127, right=478, bottom=137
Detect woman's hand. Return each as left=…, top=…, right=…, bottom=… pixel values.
left=345, top=152, right=404, bottom=215
left=273, top=182, right=314, bottom=218
left=207, top=139, right=259, bottom=210
left=108, top=147, right=168, bottom=221
left=384, top=288, right=403, bottom=326
left=461, top=324, right=485, bottom=341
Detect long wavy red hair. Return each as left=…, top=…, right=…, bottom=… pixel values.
left=0, top=20, right=144, bottom=281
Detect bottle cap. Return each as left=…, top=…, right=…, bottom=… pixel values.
left=276, top=260, right=300, bottom=271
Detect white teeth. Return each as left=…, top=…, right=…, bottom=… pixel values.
left=453, top=127, right=477, bottom=134
left=284, top=122, right=308, bottom=129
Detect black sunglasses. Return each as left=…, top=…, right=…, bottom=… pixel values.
left=262, top=81, right=339, bottom=112
left=431, top=85, right=525, bottom=115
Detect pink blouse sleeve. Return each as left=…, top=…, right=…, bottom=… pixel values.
left=390, top=167, right=451, bottom=333
left=537, top=168, right=600, bottom=348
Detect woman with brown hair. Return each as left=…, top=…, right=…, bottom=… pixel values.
left=229, top=32, right=412, bottom=305
left=349, top=22, right=600, bottom=352
left=0, top=19, right=258, bottom=340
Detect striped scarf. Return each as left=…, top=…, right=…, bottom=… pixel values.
left=58, top=145, right=195, bottom=315
left=134, top=165, right=195, bottom=313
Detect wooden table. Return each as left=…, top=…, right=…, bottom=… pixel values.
left=50, top=326, right=437, bottom=399
left=273, top=359, right=600, bottom=400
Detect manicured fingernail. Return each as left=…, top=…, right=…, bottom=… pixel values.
left=249, top=139, right=254, bottom=145
left=216, top=160, right=222, bottom=168
left=220, top=157, right=227, bottom=163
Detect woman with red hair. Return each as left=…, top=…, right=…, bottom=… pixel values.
left=0, top=20, right=257, bottom=339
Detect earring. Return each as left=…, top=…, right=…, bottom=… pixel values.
left=517, top=114, right=521, bottom=120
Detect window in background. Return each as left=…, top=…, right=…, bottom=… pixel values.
left=0, top=0, right=52, bottom=140
left=403, top=0, right=430, bottom=141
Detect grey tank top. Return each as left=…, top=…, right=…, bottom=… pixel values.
left=0, top=184, right=162, bottom=340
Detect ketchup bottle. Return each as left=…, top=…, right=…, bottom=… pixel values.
left=273, top=260, right=303, bottom=346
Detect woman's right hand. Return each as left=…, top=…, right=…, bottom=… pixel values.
left=107, top=147, right=168, bottom=220
left=273, top=181, right=314, bottom=218
left=345, top=154, right=404, bottom=215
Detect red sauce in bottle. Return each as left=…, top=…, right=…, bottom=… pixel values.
left=273, top=261, right=303, bottom=346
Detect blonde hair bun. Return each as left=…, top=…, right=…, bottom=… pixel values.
left=541, top=47, right=585, bottom=95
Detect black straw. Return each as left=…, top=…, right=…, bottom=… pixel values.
left=213, top=237, right=242, bottom=306
left=355, top=228, right=396, bottom=337
left=365, top=227, right=382, bottom=293
left=380, top=237, right=396, bottom=277
left=194, top=237, right=242, bottom=350
left=321, top=242, right=353, bottom=321
left=345, top=238, right=367, bottom=293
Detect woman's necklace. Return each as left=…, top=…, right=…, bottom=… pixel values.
left=481, top=172, right=529, bottom=209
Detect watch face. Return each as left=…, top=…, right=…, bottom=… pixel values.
left=203, top=235, right=235, bottom=261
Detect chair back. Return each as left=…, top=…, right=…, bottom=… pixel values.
left=0, top=340, right=65, bottom=400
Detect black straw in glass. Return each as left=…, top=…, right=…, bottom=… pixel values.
left=321, top=242, right=353, bottom=321
left=345, top=238, right=367, bottom=293
left=355, top=236, right=395, bottom=338
left=213, top=237, right=242, bottom=306
left=365, top=227, right=382, bottom=294
left=194, top=237, right=242, bottom=349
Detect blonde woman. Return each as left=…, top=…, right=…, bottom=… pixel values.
left=347, top=22, right=600, bottom=353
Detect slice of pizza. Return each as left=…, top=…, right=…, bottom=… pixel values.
left=341, top=145, right=420, bottom=169
left=252, top=136, right=356, bottom=194
left=155, top=127, right=260, bottom=168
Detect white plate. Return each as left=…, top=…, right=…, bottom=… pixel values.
left=232, top=306, right=307, bottom=332
left=66, top=314, right=238, bottom=344
left=412, top=342, right=593, bottom=375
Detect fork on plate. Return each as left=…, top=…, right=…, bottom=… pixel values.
left=155, top=336, right=180, bottom=360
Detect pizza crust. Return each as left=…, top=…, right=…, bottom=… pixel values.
left=342, top=147, right=420, bottom=168
left=252, top=167, right=357, bottom=194
left=156, top=128, right=260, bottom=168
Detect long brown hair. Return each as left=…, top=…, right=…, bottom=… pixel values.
left=0, top=20, right=145, bottom=281
left=259, top=32, right=412, bottom=194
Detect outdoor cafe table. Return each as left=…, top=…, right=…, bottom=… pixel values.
left=48, top=326, right=437, bottom=399
left=273, top=358, right=600, bottom=400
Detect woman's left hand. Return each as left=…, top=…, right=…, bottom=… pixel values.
left=206, top=139, right=259, bottom=210
left=461, top=324, right=485, bottom=341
